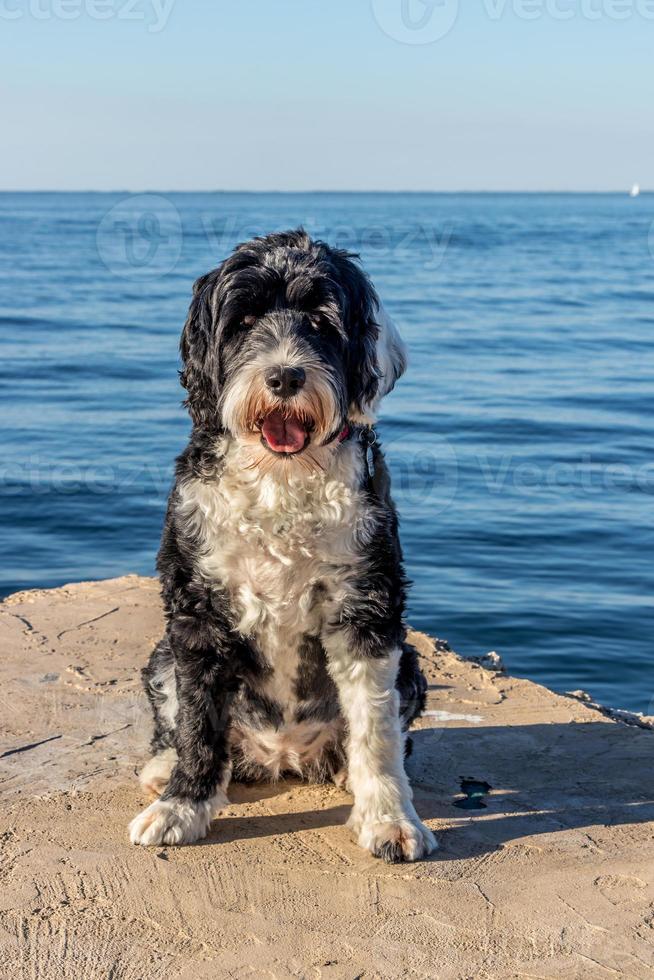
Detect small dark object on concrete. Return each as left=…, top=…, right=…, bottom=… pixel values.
left=453, top=778, right=492, bottom=810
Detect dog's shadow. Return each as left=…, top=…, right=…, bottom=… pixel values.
left=206, top=783, right=352, bottom=846
left=200, top=720, right=654, bottom=860
left=408, top=720, right=654, bottom=859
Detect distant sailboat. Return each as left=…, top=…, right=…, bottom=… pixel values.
left=629, top=183, right=640, bottom=197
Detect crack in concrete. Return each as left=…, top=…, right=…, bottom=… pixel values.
left=0, top=735, right=63, bottom=759
left=56, top=607, right=120, bottom=641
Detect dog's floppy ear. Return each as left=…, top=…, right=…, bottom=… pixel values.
left=333, top=251, right=407, bottom=421
left=179, top=268, right=222, bottom=429
left=371, top=304, right=408, bottom=408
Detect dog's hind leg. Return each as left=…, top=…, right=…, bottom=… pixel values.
left=396, top=641, right=428, bottom=731
left=139, top=637, right=179, bottom=797
left=396, top=642, right=428, bottom=762
left=129, top=599, right=248, bottom=847
left=138, top=637, right=233, bottom=800
left=138, top=748, right=177, bottom=799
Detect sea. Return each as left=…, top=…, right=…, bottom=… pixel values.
left=1, top=191, right=652, bottom=713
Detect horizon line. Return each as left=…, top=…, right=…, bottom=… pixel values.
left=0, top=188, right=650, bottom=196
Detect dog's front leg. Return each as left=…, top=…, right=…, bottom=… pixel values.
left=129, top=614, right=238, bottom=847
left=324, top=635, right=437, bottom=863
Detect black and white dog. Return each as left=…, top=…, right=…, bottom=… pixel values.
left=129, top=229, right=437, bottom=862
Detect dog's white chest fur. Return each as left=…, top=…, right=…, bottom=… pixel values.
left=177, top=439, right=367, bottom=735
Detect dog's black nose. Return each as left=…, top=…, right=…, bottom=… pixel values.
left=264, top=366, right=306, bottom=399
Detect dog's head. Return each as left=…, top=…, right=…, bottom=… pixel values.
left=180, top=229, right=406, bottom=469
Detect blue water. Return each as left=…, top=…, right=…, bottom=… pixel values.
left=1, top=192, right=653, bottom=713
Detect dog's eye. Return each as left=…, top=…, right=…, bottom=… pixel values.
left=309, top=314, right=329, bottom=331
left=241, top=315, right=257, bottom=327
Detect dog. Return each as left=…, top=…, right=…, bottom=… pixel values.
left=128, top=229, right=437, bottom=862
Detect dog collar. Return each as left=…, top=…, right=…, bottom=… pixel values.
left=336, top=424, right=375, bottom=483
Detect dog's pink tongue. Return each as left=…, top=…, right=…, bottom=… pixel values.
left=261, top=410, right=307, bottom=454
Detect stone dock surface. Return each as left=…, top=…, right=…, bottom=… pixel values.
left=1, top=575, right=652, bottom=979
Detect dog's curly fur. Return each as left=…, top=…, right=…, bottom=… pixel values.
left=129, top=229, right=437, bottom=862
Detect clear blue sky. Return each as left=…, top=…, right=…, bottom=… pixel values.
left=2, top=0, right=652, bottom=190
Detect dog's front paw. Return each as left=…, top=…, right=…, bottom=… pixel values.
left=129, top=792, right=227, bottom=846
left=355, top=816, right=438, bottom=863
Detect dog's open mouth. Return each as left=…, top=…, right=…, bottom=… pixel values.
left=259, top=409, right=312, bottom=455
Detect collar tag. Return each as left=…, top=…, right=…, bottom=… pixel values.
left=360, top=426, right=377, bottom=482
